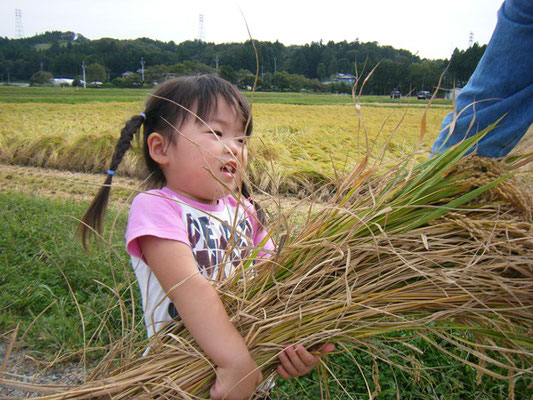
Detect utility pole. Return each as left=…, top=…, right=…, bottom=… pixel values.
left=215, top=55, right=219, bottom=72
left=82, top=61, right=86, bottom=88
left=15, top=9, right=24, bottom=39
left=198, top=14, right=205, bottom=42
left=273, top=56, right=277, bottom=74
left=140, top=57, right=145, bottom=83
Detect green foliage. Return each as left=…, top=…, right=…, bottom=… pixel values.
left=30, top=70, right=53, bottom=85
left=86, top=62, right=106, bottom=83
left=237, top=70, right=259, bottom=89
left=112, top=73, right=142, bottom=88
left=219, top=65, right=237, bottom=84
left=329, top=82, right=352, bottom=94
left=269, top=71, right=328, bottom=92
left=271, top=71, right=291, bottom=91
left=0, top=191, right=142, bottom=357
left=449, top=43, right=487, bottom=86
left=272, top=336, right=531, bottom=399
left=0, top=32, right=485, bottom=94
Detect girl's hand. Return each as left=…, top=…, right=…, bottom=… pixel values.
left=210, top=355, right=263, bottom=400
left=277, top=343, right=335, bottom=379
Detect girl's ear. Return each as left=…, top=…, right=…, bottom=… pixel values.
left=147, top=133, right=170, bottom=166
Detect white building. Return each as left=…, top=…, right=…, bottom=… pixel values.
left=333, top=73, right=356, bottom=85
left=50, top=78, right=74, bottom=87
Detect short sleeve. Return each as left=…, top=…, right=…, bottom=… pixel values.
left=126, top=191, right=190, bottom=259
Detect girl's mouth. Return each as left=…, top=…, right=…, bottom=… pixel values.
left=221, top=161, right=237, bottom=176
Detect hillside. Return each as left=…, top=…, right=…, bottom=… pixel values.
left=0, top=31, right=485, bottom=94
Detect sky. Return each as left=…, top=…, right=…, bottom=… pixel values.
left=1, top=0, right=504, bottom=60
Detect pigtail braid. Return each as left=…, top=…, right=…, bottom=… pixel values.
left=78, top=115, right=145, bottom=251
left=241, top=181, right=266, bottom=226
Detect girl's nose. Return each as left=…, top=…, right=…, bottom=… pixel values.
left=224, top=138, right=241, bottom=156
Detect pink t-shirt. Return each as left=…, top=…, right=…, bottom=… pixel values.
left=126, top=187, right=274, bottom=337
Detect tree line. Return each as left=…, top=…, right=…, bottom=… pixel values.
left=0, top=31, right=486, bottom=94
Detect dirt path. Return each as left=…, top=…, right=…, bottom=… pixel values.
left=0, top=338, right=85, bottom=399
left=0, top=163, right=326, bottom=224
left=0, top=164, right=142, bottom=204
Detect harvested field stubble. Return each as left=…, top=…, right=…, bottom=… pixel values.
left=3, top=127, right=532, bottom=399
left=0, top=102, right=449, bottom=195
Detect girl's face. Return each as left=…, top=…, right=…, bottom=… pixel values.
left=161, top=97, right=248, bottom=204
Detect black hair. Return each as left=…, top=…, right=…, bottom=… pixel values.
left=79, top=74, right=265, bottom=250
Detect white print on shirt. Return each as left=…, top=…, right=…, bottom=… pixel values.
left=131, top=194, right=261, bottom=336
left=185, top=208, right=254, bottom=281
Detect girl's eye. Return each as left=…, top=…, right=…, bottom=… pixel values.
left=205, top=130, right=223, bottom=137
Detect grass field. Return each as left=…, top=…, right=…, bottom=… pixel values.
left=0, top=86, right=453, bottom=106
left=1, top=87, right=529, bottom=399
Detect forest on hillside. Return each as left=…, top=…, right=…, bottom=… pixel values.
left=0, top=31, right=486, bottom=94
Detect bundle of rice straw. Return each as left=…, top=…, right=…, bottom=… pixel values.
left=3, top=127, right=532, bottom=399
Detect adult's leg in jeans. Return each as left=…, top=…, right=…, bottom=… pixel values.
left=431, top=0, right=533, bottom=158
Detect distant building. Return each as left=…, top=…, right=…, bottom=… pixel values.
left=51, top=78, right=74, bottom=87
left=332, top=73, right=356, bottom=85
left=121, top=71, right=135, bottom=78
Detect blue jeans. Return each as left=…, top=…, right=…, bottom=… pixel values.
left=431, top=0, right=533, bottom=158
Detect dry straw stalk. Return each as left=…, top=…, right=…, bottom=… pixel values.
left=2, top=127, right=532, bottom=399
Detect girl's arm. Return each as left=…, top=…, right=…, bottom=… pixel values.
left=138, top=235, right=262, bottom=400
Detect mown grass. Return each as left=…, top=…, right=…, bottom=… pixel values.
left=0, top=87, right=149, bottom=104
left=0, top=191, right=527, bottom=399
left=0, top=86, right=452, bottom=106
left=0, top=191, right=141, bottom=358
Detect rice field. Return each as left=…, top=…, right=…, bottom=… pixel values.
left=1, top=89, right=532, bottom=399
left=0, top=100, right=450, bottom=195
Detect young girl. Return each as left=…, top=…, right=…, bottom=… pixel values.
left=79, top=75, right=332, bottom=400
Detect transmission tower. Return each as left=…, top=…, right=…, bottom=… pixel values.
left=15, top=9, right=24, bottom=38
left=468, top=31, right=474, bottom=47
left=198, top=14, right=205, bottom=42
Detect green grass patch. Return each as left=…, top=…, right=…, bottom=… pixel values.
left=246, top=92, right=451, bottom=106
left=0, top=191, right=142, bottom=358
left=0, top=86, right=452, bottom=106
left=0, top=86, right=150, bottom=104
left=273, top=336, right=528, bottom=399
